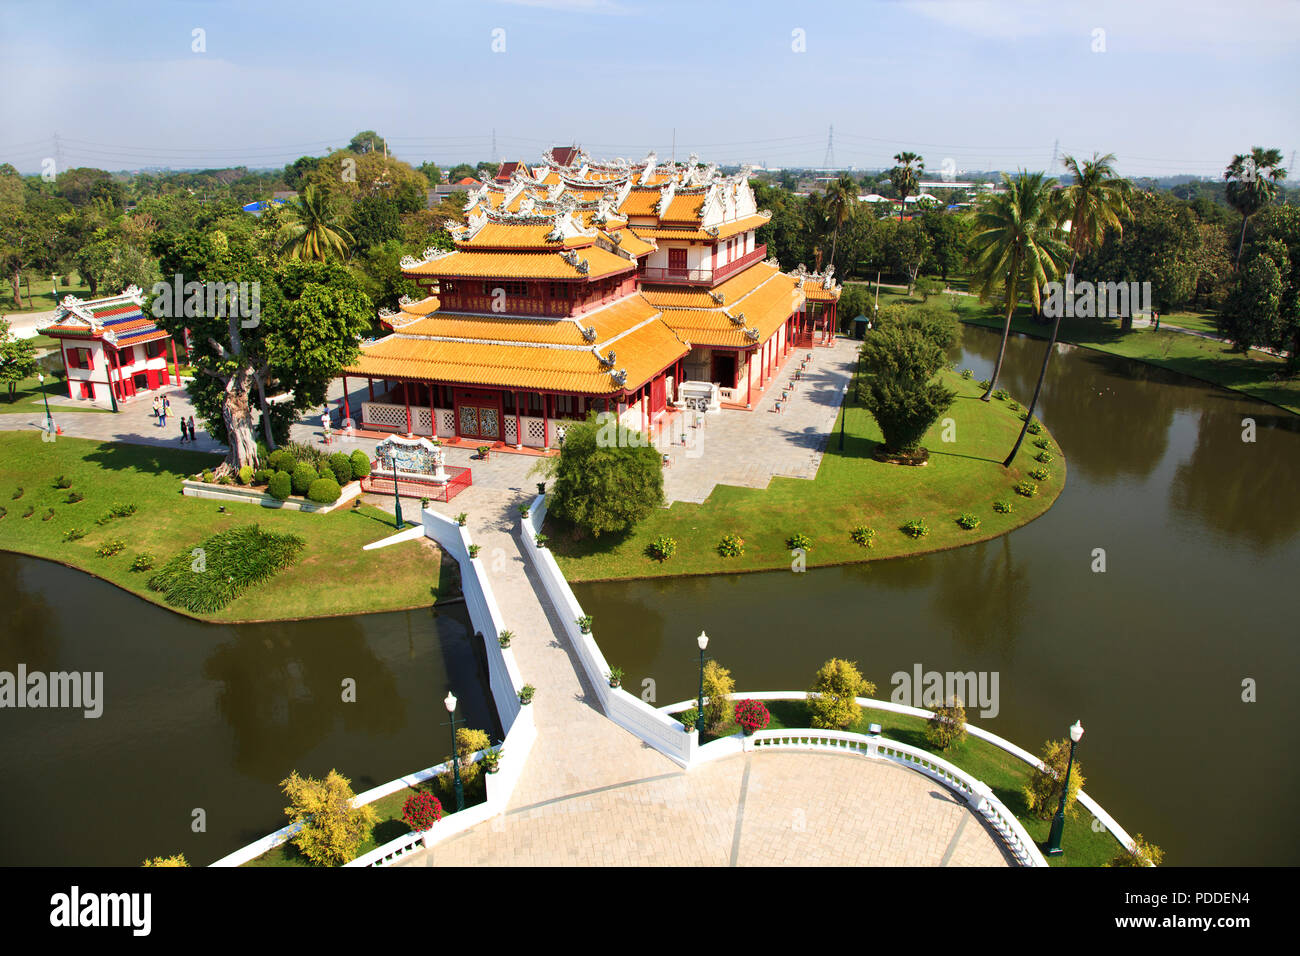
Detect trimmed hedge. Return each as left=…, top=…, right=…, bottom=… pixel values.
left=307, top=477, right=342, bottom=504
left=267, top=449, right=295, bottom=474
left=350, top=450, right=371, bottom=480
left=290, top=463, right=317, bottom=496
left=268, top=471, right=292, bottom=500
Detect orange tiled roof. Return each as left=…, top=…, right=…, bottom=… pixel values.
left=404, top=247, right=635, bottom=281
left=639, top=260, right=779, bottom=308
left=617, top=188, right=662, bottom=217
left=630, top=212, right=770, bottom=242
left=605, top=228, right=655, bottom=257
left=458, top=222, right=594, bottom=250
left=647, top=267, right=801, bottom=348
left=660, top=192, right=706, bottom=222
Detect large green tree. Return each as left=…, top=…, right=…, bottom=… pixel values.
left=889, top=152, right=924, bottom=222
left=544, top=413, right=664, bottom=537
left=278, top=184, right=354, bottom=262
left=1219, top=206, right=1300, bottom=368
left=968, top=171, right=1068, bottom=401
left=0, top=318, right=39, bottom=400
left=151, top=231, right=373, bottom=472
left=856, top=308, right=957, bottom=456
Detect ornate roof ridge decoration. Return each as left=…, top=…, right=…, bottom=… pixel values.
left=595, top=347, right=617, bottom=368
left=728, top=311, right=747, bottom=327
left=609, top=368, right=628, bottom=388
left=400, top=246, right=456, bottom=269
left=764, top=256, right=781, bottom=268
left=398, top=294, right=415, bottom=306
left=581, top=326, right=597, bottom=343
left=708, top=290, right=725, bottom=305
left=638, top=151, right=657, bottom=186
left=743, top=327, right=760, bottom=343
left=655, top=180, right=676, bottom=217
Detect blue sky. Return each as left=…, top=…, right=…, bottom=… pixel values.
left=1, top=0, right=1297, bottom=178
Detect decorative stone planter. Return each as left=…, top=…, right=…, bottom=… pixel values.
left=181, top=479, right=363, bottom=513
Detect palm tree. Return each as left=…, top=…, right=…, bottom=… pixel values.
left=889, top=152, right=924, bottom=222
left=1002, top=155, right=1129, bottom=467
left=968, top=171, right=1068, bottom=403
left=278, top=185, right=353, bottom=262
left=824, top=173, right=858, bottom=275
left=1224, top=147, right=1287, bottom=269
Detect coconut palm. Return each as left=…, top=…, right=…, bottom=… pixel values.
left=1002, top=154, right=1130, bottom=467
left=824, top=173, right=858, bottom=275
left=278, top=185, right=353, bottom=262
left=889, top=152, right=924, bottom=222
left=1224, top=147, right=1287, bottom=269
left=968, top=171, right=1068, bottom=403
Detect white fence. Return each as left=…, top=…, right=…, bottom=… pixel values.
left=660, top=691, right=1141, bottom=862
left=212, top=507, right=536, bottom=868
left=519, top=495, right=695, bottom=767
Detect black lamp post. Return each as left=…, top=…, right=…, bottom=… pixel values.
left=443, top=691, right=465, bottom=812
left=37, top=373, right=55, bottom=436
left=1046, top=720, right=1084, bottom=855
left=390, top=454, right=404, bottom=529
left=695, top=631, right=709, bottom=735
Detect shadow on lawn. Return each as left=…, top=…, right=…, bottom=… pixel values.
left=82, top=439, right=223, bottom=478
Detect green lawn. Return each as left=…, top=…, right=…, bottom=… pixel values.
left=0, top=372, right=114, bottom=416
left=695, top=699, right=1125, bottom=867
left=548, top=368, right=1064, bottom=581
left=0, top=432, right=456, bottom=622
left=1, top=272, right=91, bottom=314
left=860, top=285, right=1300, bottom=416
left=243, top=772, right=488, bottom=867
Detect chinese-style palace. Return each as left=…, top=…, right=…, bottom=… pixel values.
left=40, top=287, right=183, bottom=405
left=343, top=147, right=841, bottom=449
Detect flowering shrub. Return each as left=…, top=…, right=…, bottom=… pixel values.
left=956, top=513, right=980, bottom=530
left=402, top=791, right=443, bottom=832
left=850, top=525, right=876, bottom=547
left=1027, top=420, right=1043, bottom=435
left=734, top=698, right=771, bottom=733
left=993, top=500, right=1013, bottom=514
left=900, top=518, right=929, bottom=538
left=961, top=369, right=973, bottom=379
left=786, top=532, right=813, bottom=551
left=647, top=535, right=677, bottom=561
left=1035, top=451, right=1054, bottom=464
left=1033, top=437, right=1052, bottom=450
left=1014, top=479, right=1038, bottom=498
left=1028, top=467, right=1050, bottom=481
left=717, top=533, right=745, bottom=557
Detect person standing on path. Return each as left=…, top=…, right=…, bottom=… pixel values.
left=179, top=418, right=189, bottom=443
left=321, top=409, right=331, bottom=446
left=152, top=396, right=161, bottom=424
left=159, top=395, right=168, bottom=428
left=188, top=415, right=197, bottom=443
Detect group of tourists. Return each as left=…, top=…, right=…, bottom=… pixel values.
left=152, top=394, right=198, bottom=444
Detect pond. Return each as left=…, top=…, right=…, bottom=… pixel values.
left=575, top=325, right=1300, bottom=866
left=0, top=555, right=499, bottom=866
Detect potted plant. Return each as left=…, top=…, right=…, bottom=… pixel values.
left=534, top=532, right=548, bottom=548
left=575, top=615, right=593, bottom=634
left=519, top=684, right=535, bottom=705
left=477, top=445, right=491, bottom=460
left=517, top=502, right=530, bottom=519
left=467, top=544, right=481, bottom=558
left=455, top=512, right=467, bottom=526
left=608, top=667, right=624, bottom=689
left=401, top=791, right=443, bottom=835
left=536, top=482, right=546, bottom=495
left=498, top=630, right=513, bottom=649
left=420, top=496, right=430, bottom=508
left=482, top=746, right=502, bottom=774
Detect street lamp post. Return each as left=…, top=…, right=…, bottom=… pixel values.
left=1046, top=720, right=1085, bottom=856
left=444, top=691, right=465, bottom=812
left=695, top=631, right=709, bottom=735
left=37, top=373, right=54, bottom=436
left=839, top=383, right=849, bottom=451
left=390, top=455, right=404, bottom=529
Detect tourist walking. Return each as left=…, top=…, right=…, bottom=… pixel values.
left=152, top=396, right=161, bottom=424
left=179, top=418, right=189, bottom=443
left=321, top=409, right=331, bottom=445
left=187, top=415, right=197, bottom=443
left=159, top=396, right=168, bottom=427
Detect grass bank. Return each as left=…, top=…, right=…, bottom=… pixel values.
left=0, top=432, right=456, bottom=622
left=548, top=368, right=1064, bottom=581
left=852, top=285, right=1300, bottom=416
left=695, top=699, right=1124, bottom=867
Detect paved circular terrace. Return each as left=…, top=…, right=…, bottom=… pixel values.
left=399, top=750, right=1013, bottom=867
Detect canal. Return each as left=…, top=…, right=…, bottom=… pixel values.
left=575, top=326, right=1300, bottom=866
left=0, top=557, right=498, bottom=867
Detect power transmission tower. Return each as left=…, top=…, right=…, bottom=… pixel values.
left=1050, top=138, right=1059, bottom=174
left=823, top=124, right=835, bottom=170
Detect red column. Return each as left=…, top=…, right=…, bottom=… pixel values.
left=745, top=351, right=752, bottom=406
left=342, top=375, right=351, bottom=425
left=367, top=378, right=374, bottom=401
left=404, top=383, right=412, bottom=436
left=541, top=392, right=549, bottom=448
left=170, top=338, right=181, bottom=385
left=514, top=390, right=522, bottom=449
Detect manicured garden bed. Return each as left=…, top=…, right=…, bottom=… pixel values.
left=241, top=773, right=488, bottom=867
left=689, top=698, right=1124, bottom=867
left=0, top=432, right=454, bottom=622
left=548, top=367, right=1065, bottom=581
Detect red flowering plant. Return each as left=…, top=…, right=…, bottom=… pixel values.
left=402, top=791, right=443, bottom=832
left=734, top=699, right=771, bottom=735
